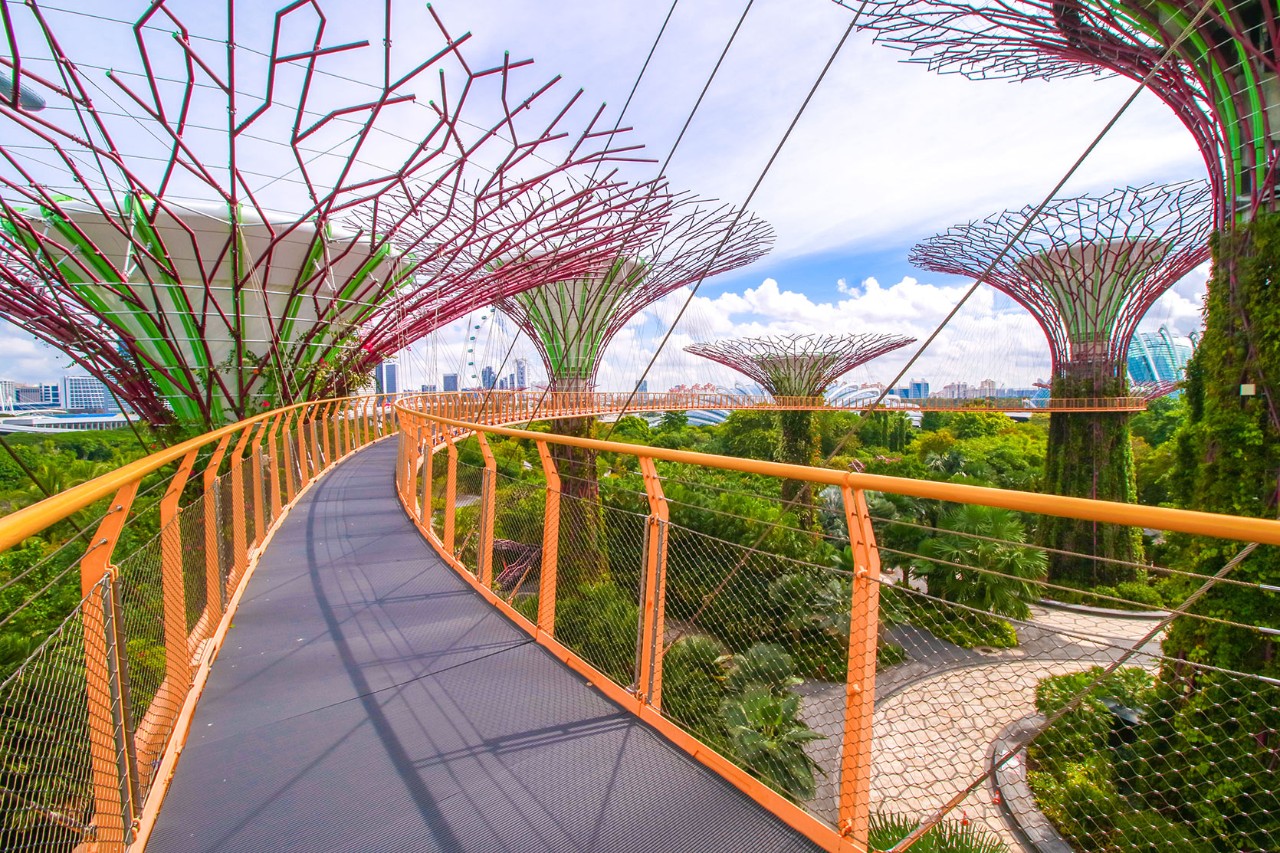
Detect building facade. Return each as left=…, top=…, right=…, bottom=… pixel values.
left=1128, top=326, right=1194, bottom=384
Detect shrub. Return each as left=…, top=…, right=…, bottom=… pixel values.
left=867, top=812, right=1008, bottom=852
left=723, top=643, right=799, bottom=696
left=1028, top=757, right=1120, bottom=847
left=721, top=685, right=822, bottom=802
left=661, top=635, right=728, bottom=750
left=556, top=581, right=639, bottom=686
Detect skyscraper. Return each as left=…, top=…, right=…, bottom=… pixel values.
left=1128, top=326, right=1193, bottom=384
left=515, top=358, right=527, bottom=389
left=374, top=360, right=398, bottom=395
left=443, top=373, right=459, bottom=393
left=61, top=375, right=111, bottom=410
left=481, top=365, right=496, bottom=389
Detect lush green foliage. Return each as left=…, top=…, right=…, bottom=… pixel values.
left=1027, top=666, right=1220, bottom=852
left=912, top=505, right=1047, bottom=621
left=556, top=581, right=638, bottom=685
left=1041, top=371, right=1142, bottom=586
left=867, top=812, right=1008, bottom=853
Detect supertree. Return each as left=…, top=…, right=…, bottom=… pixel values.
left=840, top=0, right=1280, bottom=680
left=0, top=0, right=643, bottom=426
left=685, top=333, right=915, bottom=525
left=911, top=182, right=1212, bottom=584
left=493, top=197, right=774, bottom=591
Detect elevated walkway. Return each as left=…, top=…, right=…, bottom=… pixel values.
left=147, top=441, right=821, bottom=853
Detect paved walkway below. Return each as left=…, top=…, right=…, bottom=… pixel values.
left=149, top=441, right=821, bottom=853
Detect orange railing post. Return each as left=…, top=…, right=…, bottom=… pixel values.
left=535, top=440, right=561, bottom=636
left=475, top=432, right=497, bottom=587
left=267, top=412, right=284, bottom=520
left=420, top=421, right=434, bottom=529
left=320, top=400, right=335, bottom=466
left=159, top=449, right=197, bottom=697
left=229, top=427, right=254, bottom=586
left=202, top=435, right=231, bottom=627
left=81, top=480, right=142, bottom=852
left=637, top=456, right=670, bottom=709
left=838, top=483, right=881, bottom=849
left=279, top=410, right=297, bottom=503
left=250, top=418, right=272, bottom=546
left=297, top=405, right=313, bottom=488
left=443, top=429, right=458, bottom=555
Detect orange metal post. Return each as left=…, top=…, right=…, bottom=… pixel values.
left=282, top=411, right=298, bottom=502
left=637, top=456, right=670, bottom=709
left=81, top=479, right=141, bottom=852
left=159, top=450, right=198, bottom=694
left=229, top=427, right=254, bottom=585
left=250, top=419, right=271, bottom=546
left=297, top=405, right=313, bottom=488
left=339, top=399, right=351, bottom=456
left=420, top=422, right=433, bottom=528
left=475, top=432, right=497, bottom=587
left=267, top=413, right=284, bottom=519
left=535, top=441, right=561, bottom=636
left=321, top=401, right=334, bottom=466
left=443, top=430, right=458, bottom=555
left=203, top=435, right=231, bottom=626
left=838, top=484, right=881, bottom=849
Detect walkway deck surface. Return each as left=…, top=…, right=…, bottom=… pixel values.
left=149, top=441, right=822, bottom=853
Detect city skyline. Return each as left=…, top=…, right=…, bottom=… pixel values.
left=0, top=0, right=1206, bottom=396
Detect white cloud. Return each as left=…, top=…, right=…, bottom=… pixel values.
left=1, top=0, right=1213, bottom=396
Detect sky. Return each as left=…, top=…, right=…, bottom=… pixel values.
left=0, top=0, right=1208, bottom=393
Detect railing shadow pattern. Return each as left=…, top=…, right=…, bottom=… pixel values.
left=395, top=391, right=1280, bottom=853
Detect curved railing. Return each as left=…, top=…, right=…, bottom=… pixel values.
left=412, top=389, right=1145, bottom=418
left=394, top=391, right=1280, bottom=853
left=2, top=389, right=1275, bottom=853
left=0, top=395, right=399, bottom=852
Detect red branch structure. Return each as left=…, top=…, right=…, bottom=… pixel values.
left=836, top=0, right=1280, bottom=225
left=0, top=0, right=647, bottom=425
left=684, top=333, right=915, bottom=398
left=493, top=196, right=775, bottom=391
left=910, top=182, right=1212, bottom=379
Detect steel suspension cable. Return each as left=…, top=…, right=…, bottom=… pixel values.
left=661, top=0, right=1224, bottom=653
left=601, top=3, right=870, bottom=439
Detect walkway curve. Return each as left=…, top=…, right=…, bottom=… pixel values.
left=147, top=440, right=822, bottom=853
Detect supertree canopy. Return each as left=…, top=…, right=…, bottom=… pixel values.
left=911, top=182, right=1213, bottom=380
left=496, top=197, right=775, bottom=391
left=912, top=182, right=1213, bottom=584
left=0, top=0, right=646, bottom=425
left=686, top=333, right=914, bottom=525
left=490, top=197, right=773, bottom=593
left=684, top=332, right=916, bottom=398
left=839, top=0, right=1280, bottom=223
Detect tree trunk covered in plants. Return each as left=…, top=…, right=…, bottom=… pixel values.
left=1167, top=214, right=1280, bottom=675
left=1040, top=366, right=1141, bottom=586
left=776, top=409, right=817, bottom=529
left=550, top=414, right=610, bottom=596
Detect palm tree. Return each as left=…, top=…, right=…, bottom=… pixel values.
left=911, top=505, right=1046, bottom=620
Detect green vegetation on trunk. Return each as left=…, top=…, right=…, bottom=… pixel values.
left=1041, top=368, right=1141, bottom=586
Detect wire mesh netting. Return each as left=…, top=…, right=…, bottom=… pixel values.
left=393, top=414, right=1280, bottom=853
left=450, top=459, right=485, bottom=574
left=549, top=493, right=645, bottom=690
left=490, top=469, right=546, bottom=608
left=0, top=586, right=95, bottom=853
left=113, top=531, right=170, bottom=799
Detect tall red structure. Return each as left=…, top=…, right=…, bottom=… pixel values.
left=0, top=1, right=647, bottom=426
left=485, top=196, right=774, bottom=591
left=686, top=332, right=914, bottom=523
left=912, top=182, right=1212, bottom=583
left=840, top=0, right=1280, bottom=223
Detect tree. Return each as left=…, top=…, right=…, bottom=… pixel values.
left=912, top=504, right=1046, bottom=620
